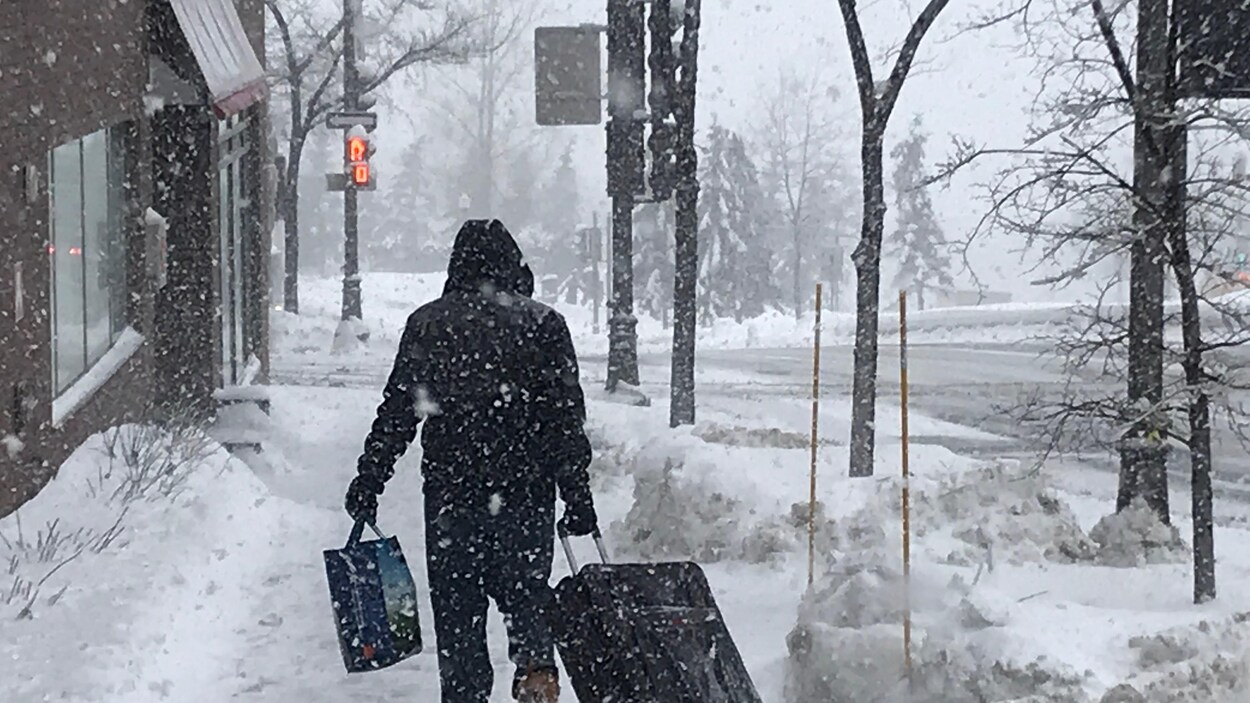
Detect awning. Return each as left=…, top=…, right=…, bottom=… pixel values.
left=169, top=0, right=268, bottom=118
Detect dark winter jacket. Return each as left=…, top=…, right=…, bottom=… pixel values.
left=356, top=220, right=593, bottom=507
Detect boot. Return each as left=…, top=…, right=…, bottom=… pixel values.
left=514, top=666, right=560, bottom=703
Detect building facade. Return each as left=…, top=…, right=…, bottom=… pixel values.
left=0, top=0, right=272, bottom=517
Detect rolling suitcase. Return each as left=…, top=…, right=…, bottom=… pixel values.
left=548, top=525, right=763, bottom=703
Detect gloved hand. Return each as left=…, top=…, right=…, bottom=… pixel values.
left=558, top=488, right=598, bottom=537
left=345, top=474, right=386, bottom=525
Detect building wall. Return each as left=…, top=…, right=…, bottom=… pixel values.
left=152, top=106, right=221, bottom=413
left=0, top=1, right=155, bottom=516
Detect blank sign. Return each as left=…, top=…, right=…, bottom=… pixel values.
left=535, top=26, right=604, bottom=126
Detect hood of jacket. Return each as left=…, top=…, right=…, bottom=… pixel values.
left=443, top=219, right=529, bottom=297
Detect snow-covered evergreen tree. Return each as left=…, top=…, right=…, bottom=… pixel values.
left=888, top=115, right=952, bottom=310
left=363, top=137, right=446, bottom=272
left=636, top=200, right=675, bottom=323
left=539, top=144, right=582, bottom=238
left=697, top=125, right=770, bottom=322
left=500, top=146, right=542, bottom=232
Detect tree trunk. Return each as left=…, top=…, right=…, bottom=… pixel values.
left=917, top=285, right=926, bottom=311
left=849, top=129, right=886, bottom=478
left=1161, top=126, right=1214, bottom=603
left=793, top=224, right=803, bottom=318
left=1119, top=0, right=1171, bottom=522
left=283, top=137, right=305, bottom=314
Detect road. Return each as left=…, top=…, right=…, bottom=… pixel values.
left=634, top=344, right=1250, bottom=495
left=271, top=342, right=1250, bottom=496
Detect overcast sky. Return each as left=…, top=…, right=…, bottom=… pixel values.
left=365, top=0, right=1143, bottom=303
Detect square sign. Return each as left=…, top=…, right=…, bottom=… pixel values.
left=534, top=26, right=603, bottom=126
left=1177, top=0, right=1250, bottom=98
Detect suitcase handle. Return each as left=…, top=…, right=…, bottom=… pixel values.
left=557, top=524, right=610, bottom=574
left=347, top=519, right=386, bottom=548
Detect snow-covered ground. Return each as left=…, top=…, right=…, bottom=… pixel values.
left=7, top=378, right=1250, bottom=701
left=9, top=273, right=1250, bottom=702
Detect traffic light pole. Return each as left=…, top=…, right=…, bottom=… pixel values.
left=605, top=0, right=645, bottom=392
left=607, top=194, right=640, bottom=388
left=668, top=0, right=701, bottom=427
left=341, top=0, right=362, bottom=323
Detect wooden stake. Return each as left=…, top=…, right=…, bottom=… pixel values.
left=808, top=283, right=823, bottom=588
left=899, top=290, right=912, bottom=675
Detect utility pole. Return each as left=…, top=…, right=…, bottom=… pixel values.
left=668, top=0, right=701, bottom=427
left=341, top=0, right=362, bottom=323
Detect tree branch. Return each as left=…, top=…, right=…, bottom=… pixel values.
left=878, top=0, right=953, bottom=123
left=1090, top=0, right=1135, bottom=101
left=836, top=0, right=878, bottom=119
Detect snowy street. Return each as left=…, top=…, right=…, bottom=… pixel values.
left=274, top=339, right=1250, bottom=495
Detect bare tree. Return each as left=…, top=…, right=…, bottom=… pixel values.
left=265, top=0, right=477, bottom=313
left=837, top=0, right=952, bottom=478
left=933, top=0, right=1250, bottom=604
left=752, top=66, right=843, bottom=318
left=422, top=0, right=552, bottom=220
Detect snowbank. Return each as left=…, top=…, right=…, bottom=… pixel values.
left=604, top=414, right=988, bottom=567
left=1089, top=499, right=1188, bottom=567
left=577, top=405, right=1250, bottom=703
left=783, top=459, right=1098, bottom=702
left=1113, top=613, right=1250, bottom=701
left=0, top=423, right=327, bottom=701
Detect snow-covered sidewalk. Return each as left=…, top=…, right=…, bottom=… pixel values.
left=7, top=379, right=1250, bottom=702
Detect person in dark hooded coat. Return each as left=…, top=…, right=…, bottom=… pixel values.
left=344, top=219, right=596, bottom=703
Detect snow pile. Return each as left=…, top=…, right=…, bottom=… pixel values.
left=0, top=423, right=327, bottom=701
left=615, top=451, right=794, bottom=564
left=2, top=422, right=217, bottom=616
left=692, top=421, right=816, bottom=449
left=609, top=429, right=806, bottom=564
left=1089, top=499, right=1188, bottom=567
left=784, top=556, right=1089, bottom=703
left=783, top=461, right=1099, bottom=703
left=1106, top=613, right=1250, bottom=702
left=911, top=462, right=1098, bottom=566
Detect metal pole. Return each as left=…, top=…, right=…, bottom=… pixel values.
left=808, top=283, right=823, bottom=588
left=668, top=0, right=701, bottom=428
left=607, top=194, right=638, bottom=390
left=592, top=213, right=601, bottom=336
left=605, top=0, right=643, bottom=393
left=899, top=289, right=912, bottom=677
left=341, top=0, right=362, bottom=322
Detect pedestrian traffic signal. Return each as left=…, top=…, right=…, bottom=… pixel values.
left=344, top=130, right=376, bottom=189
left=348, top=135, right=367, bottom=162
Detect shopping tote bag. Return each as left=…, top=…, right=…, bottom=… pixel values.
left=323, top=520, right=423, bottom=673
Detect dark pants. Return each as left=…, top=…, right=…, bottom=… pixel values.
left=424, top=484, right=557, bottom=703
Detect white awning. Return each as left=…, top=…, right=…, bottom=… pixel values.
left=169, top=0, right=268, bottom=118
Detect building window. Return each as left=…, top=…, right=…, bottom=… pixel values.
left=48, top=126, right=128, bottom=394
left=219, top=115, right=252, bottom=386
